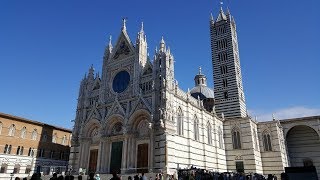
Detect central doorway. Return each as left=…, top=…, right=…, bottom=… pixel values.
left=137, top=143, right=148, bottom=173
left=110, top=141, right=123, bottom=174
left=88, top=149, right=98, bottom=173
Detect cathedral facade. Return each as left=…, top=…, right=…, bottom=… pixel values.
left=69, top=8, right=320, bottom=178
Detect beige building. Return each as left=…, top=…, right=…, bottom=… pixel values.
left=68, top=8, right=320, bottom=179
left=0, top=112, right=72, bottom=179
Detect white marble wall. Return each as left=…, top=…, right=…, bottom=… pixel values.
left=165, top=94, right=227, bottom=173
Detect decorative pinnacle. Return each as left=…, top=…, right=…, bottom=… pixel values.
left=219, top=0, right=224, bottom=12
left=122, top=17, right=127, bottom=31
left=108, top=35, right=112, bottom=46
left=140, top=22, right=144, bottom=32
left=160, top=36, right=165, bottom=52
left=160, top=36, right=165, bottom=44
left=199, top=66, right=202, bottom=74
left=210, top=13, right=214, bottom=21
left=226, top=7, right=231, bottom=15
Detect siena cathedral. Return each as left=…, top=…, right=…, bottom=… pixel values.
left=68, top=8, right=320, bottom=178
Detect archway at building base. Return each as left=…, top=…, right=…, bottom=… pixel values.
left=286, top=125, right=320, bottom=177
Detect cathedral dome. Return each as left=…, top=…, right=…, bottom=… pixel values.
left=190, top=67, right=214, bottom=100
left=190, top=85, right=215, bottom=100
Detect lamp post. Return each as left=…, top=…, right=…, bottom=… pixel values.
left=10, top=173, right=14, bottom=180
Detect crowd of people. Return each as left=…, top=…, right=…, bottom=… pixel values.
left=14, top=168, right=289, bottom=180
left=177, top=168, right=281, bottom=180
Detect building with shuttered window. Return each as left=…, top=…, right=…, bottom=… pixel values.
left=0, top=112, right=72, bottom=179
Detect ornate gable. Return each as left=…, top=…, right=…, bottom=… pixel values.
left=112, top=30, right=135, bottom=60
left=107, top=97, right=126, bottom=117
left=142, top=60, right=153, bottom=75
left=92, top=77, right=101, bottom=90
left=86, top=105, right=102, bottom=121
left=130, top=96, right=152, bottom=116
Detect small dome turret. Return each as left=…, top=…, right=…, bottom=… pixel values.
left=190, top=67, right=214, bottom=100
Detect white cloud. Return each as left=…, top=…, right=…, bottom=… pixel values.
left=249, top=106, right=320, bottom=122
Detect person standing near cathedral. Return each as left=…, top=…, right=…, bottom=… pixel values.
left=140, top=173, right=147, bottom=180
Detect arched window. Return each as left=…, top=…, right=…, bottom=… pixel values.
left=42, top=131, right=47, bottom=142
left=52, top=133, right=57, bottom=143
left=0, top=121, right=2, bottom=135
left=62, top=135, right=67, bottom=145
left=303, top=159, right=313, bottom=167
left=13, top=164, right=20, bottom=174
left=25, top=165, right=31, bottom=174
left=207, top=123, right=212, bottom=145
left=31, top=148, right=35, bottom=157
left=263, top=132, right=272, bottom=151
left=0, top=164, right=7, bottom=173
left=8, top=145, right=12, bottom=154
left=3, top=144, right=8, bottom=154
left=218, top=127, right=223, bottom=149
left=232, top=128, right=241, bottom=149
left=16, top=146, right=20, bottom=155
left=177, top=108, right=184, bottom=136
left=194, top=116, right=199, bottom=141
left=91, top=127, right=99, bottom=137
left=28, top=148, right=32, bottom=156
left=8, top=124, right=15, bottom=136
left=20, top=127, right=27, bottom=138
left=20, top=146, right=24, bottom=155
left=31, top=129, right=38, bottom=140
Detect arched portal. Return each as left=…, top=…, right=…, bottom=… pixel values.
left=286, top=125, right=320, bottom=176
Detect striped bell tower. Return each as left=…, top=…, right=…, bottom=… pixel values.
left=210, top=7, right=247, bottom=118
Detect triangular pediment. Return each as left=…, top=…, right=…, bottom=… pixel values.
left=112, top=30, right=135, bottom=60
left=142, top=60, right=153, bottom=75
left=87, top=106, right=102, bottom=121
left=107, top=98, right=126, bottom=117
left=92, top=78, right=101, bottom=90
left=130, top=96, right=151, bottom=116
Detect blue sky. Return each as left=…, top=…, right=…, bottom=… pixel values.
left=1, top=0, right=319, bottom=129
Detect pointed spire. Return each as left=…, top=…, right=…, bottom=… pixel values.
left=140, top=21, right=144, bottom=33
left=137, top=21, right=146, bottom=43
left=198, top=66, right=202, bottom=74
left=210, top=13, right=214, bottom=21
left=161, top=36, right=165, bottom=44
left=160, top=36, right=166, bottom=52
left=220, top=0, right=224, bottom=9
left=122, top=17, right=127, bottom=31
left=108, top=35, right=112, bottom=47
left=216, top=3, right=227, bottom=22
left=88, top=64, right=95, bottom=80
left=210, top=13, right=215, bottom=24
left=226, top=7, right=231, bottom=15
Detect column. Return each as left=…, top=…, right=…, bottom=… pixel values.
left=104, top=139, right=111, bottom=173
left=126, top=136, right=131, bottom=171
left=149, top=130, right=154, bottom=172
left=131, top=136, right=136, bottom=171
left=96, top=141, right=103, bottom=172
left=121, top=136, right=128, bottom=174
left=78, top=140, right=84, bottom=169
left=99, top=140, right=106, bottom=173
left=83, top=141, right=90, bottom=171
